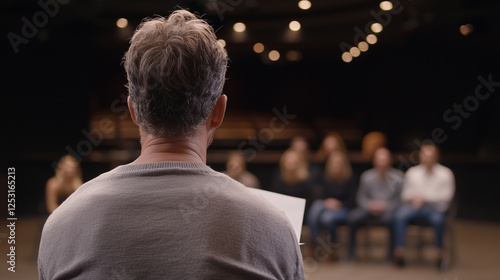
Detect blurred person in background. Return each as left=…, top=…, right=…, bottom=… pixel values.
left=290, top=135, right=312, bottom=162
left=306, top=151, right=357, bottom=259
left=393, top=143, right=455, bottom=267
left=45, top=155, right=82, bottom=214
left=290, top=135, right=322, bottom=187
left=347, top=147, right=403, bottom=260
left=314, top=132, right=347, bottom=164
left=272, top=149, right=315, bottom=205
left=224, top=151, right=260, bottom=188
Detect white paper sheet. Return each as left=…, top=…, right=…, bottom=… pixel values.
left=247, top=188, right=305, bottom=243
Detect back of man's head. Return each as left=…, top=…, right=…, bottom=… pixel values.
left=124, top=9, right=228, bottom=138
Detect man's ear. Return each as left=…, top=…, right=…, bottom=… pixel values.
left=210, top=94, right=227, bottom=129
left=127, top=96, right=137, bottom=125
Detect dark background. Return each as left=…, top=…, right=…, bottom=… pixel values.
left=1, top=0, right=499, bottom=220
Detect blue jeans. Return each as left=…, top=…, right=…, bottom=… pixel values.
left=394, top=204, right=445, bottom=249
left=347, top=207, right=395, bottom=258
left=307, top=200, right=349, bottom=242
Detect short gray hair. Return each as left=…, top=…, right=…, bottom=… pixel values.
left=123, top=9, right=228, bottom=137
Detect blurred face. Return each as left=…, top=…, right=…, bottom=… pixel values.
left=227, top=155, right=245, bottom=176
left=59, top=159, right=78, bottom=179
left=327, top=155, right=343, bottom=176
left=291, top=138, right=308, bottom=154
left=373, top=148, right=392, bottom=173
left=323, top=136, right=340, bottom=153
left=283, top=152, right=301, bottom=172
left=419, top=145, right=439, bottom=168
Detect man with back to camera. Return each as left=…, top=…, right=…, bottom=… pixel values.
left=393, top=143, right=455, bottom=267
left=38, top=9, right=305, bottom=279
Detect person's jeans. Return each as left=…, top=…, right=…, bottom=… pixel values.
left=347, top=207, right=394, bottom=258
left=394, top=204, right=445, bottom=249
left=307, top=200, right=349, bottom=242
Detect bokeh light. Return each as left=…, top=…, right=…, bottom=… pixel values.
left=380, top=1, right=393, bottom=11
left=342, top=52, right=353, bottom=63
left=233, top=22, right=246, bottom=32
left=116, top=18, right=128, bottom=28
left=289, top=21, right=301, bottom=31
left=269, top=50, right=280, bottom=61
left=253, top=43, right=265, bottom=53
left=298, top=0, right=312, bottom=10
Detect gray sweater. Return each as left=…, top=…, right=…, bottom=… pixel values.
left=38, top=161, right=304, bottom=280
left=356, top=168, right=404, bottom=213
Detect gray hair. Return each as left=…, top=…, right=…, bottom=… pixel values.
left=123, top=9, right=228, bottom=137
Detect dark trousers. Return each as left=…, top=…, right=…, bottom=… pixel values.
left=347, top=207, right=394, bottom=259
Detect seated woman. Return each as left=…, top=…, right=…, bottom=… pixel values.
left=271, top=149, right=315, bottom=210
left=45, top=155, right=83, bottom=214
left=223, top=151, right=260, bottom=188
left=307, top=151, right=357, bottom=253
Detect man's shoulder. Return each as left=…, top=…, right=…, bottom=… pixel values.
left=360, top=168, right=378, bottom=180
left=388, top=167, right=404, bottom=177
left=435, top=163, right=453, bottom=173
left=405, top=164, right=422, bottom=174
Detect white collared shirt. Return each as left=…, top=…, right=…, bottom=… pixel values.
left=402, top=163, right=455, bottom=212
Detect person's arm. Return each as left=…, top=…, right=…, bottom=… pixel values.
left=356, top=172, right=370, bottom=209
left=401, top=168, right=415, bottom=203
left=45, top=178, right=59, bottom=214
left=385, top=170, right=404, bottom=213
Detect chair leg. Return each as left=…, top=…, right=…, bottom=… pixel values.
left=440, top=222, right=457, bottom=271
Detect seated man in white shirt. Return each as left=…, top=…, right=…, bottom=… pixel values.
left=393, top=143, right=455, bottom=267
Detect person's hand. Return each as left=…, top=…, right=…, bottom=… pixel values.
left=411, top=196, right=424, bottom=209
left=368, top=201, right=387, bottom=216
left=324, top=198, right=342, bottom=210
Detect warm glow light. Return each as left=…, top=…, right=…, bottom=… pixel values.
left=286, top=50, right=302, bottom=61
left=289, top=21, right=301, bottom=31
left=269, top=50, right=280, bottom=61
left=116, top=18, right=128, bottom=28
left=371, top=22, right=383, bottom=33
left=358, top=41, right=369, bottom=52
left=253, top=43, right=265, bottom=53
left=366, top=34, right=378, bottom=44
left=350, top=47, right=361, bottom=57
left=460, top=24, right=474, bottom=36
left=380, top=1, right=393, bottom=11
left=233, top=22, right=246, bottom=32
left=298, top=0, right=312, bottom=10
left=342, top=52, right=353, bottom=63
left=217, top=39, right=226, bottom=47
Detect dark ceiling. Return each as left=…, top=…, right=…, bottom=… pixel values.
left=2, top=0, right=500, bottom=155
left=4, top=0, right=500, bottom=56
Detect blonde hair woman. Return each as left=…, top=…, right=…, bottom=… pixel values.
left=45, top=155, right=82, bottom=214
left=271, top=149, right=313, bottom=203
left=307, top=151, right=357, bottom=250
